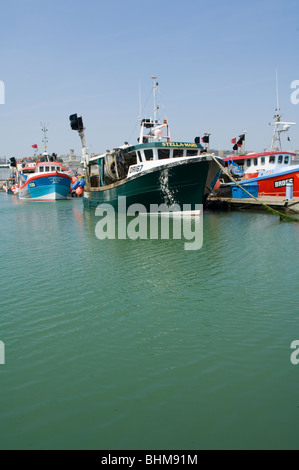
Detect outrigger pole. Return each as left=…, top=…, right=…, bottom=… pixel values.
left=69, top=114, right=90, bottom=184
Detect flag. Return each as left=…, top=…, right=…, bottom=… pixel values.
left=237, top=134, right=245, bottom=145
left=32, top=144, right=38, bottom=149
left=202, top=135, right=209, bottom=143
left=231, top=138, right=236, bottom=144
left=233, top=144, right=238, bottom=151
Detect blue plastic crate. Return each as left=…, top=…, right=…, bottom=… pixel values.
left=232, top=184, right=259, bottom=199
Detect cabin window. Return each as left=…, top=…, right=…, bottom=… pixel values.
left=158, top=148, right=170, bottom=159
left=39, top=167, right=44, bottom=172
left=278, top=155, right=283, bottom=164
left=187, top=149, right=198, bottom=156
left=254, top=158, right=258, bottom=166
left=173, top=149, right=184, bottom=158
left=246, top=159, right=251, bottom=167
left=56, top=167, right=60, bottom=171
left=144, top=149, right=153, bottom=161
left=284, top=155, right=289, bottom=164
left=51, top=166, right=55, bottom=171
left=261, top=157, right=265, bottom=165
left=90, top=173, right=100, bottom=187
left=45, top=166, right=50, bottom=171
left=137, top=151, right=142, bottom=163
left=269, top=156, right=276, bottom=164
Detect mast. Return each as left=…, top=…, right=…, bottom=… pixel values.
left=41, top=122, right=49, bottom=154
left=270, top=111, right=295, bottom=151
left=138, top=80, right=142, bottom=122
left=138, top=77, right=171, bottom=143
left=151, top=76, right=158, bottom=124
left=270, top=110, right=282, bottom=151
left=270, top=73, right=295, bottom=151
left=276, top=69, right=280, bottom=115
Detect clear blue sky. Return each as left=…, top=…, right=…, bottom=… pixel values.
left=0, top=0, right=299, bottom=158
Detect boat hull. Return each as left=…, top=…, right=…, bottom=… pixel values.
left=218, top=167, right=299, bottom=198
left=83, top=157, right=221, bottom=211
left=253, top=168, right=299, bottom=197
left=18, top=173, right=72, bottom=201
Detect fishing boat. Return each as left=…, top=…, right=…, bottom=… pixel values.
left=17, top=124, right=72, bottom=201
left=218, top=108, right=299, bottom=198
left=17, top=156, right=73, bottom=201
left=69, top=78, right=222, bottom=213
left=0, top=162, right=11, bottom=187
left=2, top=178, right=15, bottom=194
left=1, top=159, right=17, bottom=193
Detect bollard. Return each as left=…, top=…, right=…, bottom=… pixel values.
left=286, top=181, right=293, bottom=200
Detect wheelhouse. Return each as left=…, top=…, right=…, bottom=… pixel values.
left=131, top=142, right=204, bottom=163
left=88, top=140, right=206, bottom=189
left=243, top=152, right=293, bottom=172
left=223, top=151, right=296, bottom=179
left=37, top=162, right=62, bottom=173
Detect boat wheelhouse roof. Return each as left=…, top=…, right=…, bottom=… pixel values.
left=224, top=150, right=296, bottom=162
left=20, top=161, right=64, bottom=172
left=89, top=141, right=204, bottom=163
left=124, top=141, right=203, bottom=153
left=36, top=161, right=62, bottom=167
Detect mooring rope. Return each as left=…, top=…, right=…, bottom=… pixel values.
left=210, top=155, right=299, bottom=223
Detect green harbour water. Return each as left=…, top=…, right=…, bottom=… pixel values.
left=0, top=192, right=298, bottom=450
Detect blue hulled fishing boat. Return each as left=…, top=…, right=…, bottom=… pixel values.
left=17, top=124, right=72, bottom=201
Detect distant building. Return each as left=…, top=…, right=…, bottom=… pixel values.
left=58, top=149, right=84, bottom=175
left=69, top=148, right=77, bottom=161
left=210, top=149, right=245, bottom=159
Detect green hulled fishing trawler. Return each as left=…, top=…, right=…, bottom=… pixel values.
left=70, top=78, right=222, bottom=213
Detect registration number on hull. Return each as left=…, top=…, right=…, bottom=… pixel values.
left=274, top=177, right=294, bottom=188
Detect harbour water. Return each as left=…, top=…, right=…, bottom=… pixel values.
left=0, top=192, right=298, bottom=450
